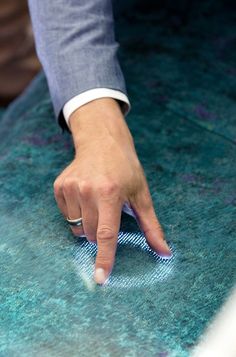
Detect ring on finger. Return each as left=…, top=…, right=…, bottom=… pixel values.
left=66, top=217, right=83, bottom=227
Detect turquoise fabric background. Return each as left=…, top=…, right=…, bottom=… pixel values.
left=0, top=1, right=235, bottom=356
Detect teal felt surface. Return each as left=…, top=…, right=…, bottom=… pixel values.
left=0, top=2, right=236, bottom=356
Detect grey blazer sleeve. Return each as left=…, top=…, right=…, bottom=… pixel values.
left=28, top=0, right=128, bottom=131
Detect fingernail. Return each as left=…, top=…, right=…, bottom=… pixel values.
left=94, top=268, right=107, bottom=285
left=159, top=241, right=173, bottom=259
left=159, top=252, right=173, bottom=260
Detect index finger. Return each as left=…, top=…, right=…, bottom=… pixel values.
left=94, top=200, right=122, bottom=285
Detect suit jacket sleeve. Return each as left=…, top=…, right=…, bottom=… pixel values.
left=28, top=0, right=129, bottom=131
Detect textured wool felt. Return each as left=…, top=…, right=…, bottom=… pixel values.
left=0, top=1, right=235, bottom=356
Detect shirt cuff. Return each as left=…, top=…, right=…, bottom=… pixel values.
left=63, top=88, right=131, bottom=128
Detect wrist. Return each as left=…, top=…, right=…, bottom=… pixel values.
left=69, top=98, right=133, bottom=151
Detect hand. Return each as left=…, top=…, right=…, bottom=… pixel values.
left=53, top=98, right=172, bottom=284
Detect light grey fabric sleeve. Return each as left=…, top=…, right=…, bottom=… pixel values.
left=28, top=0, right=128, bottom=131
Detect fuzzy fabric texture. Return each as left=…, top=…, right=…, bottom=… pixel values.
left=0, top=1, right=235, bottom=356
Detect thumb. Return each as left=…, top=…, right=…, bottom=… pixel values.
left=132, top=197, right=172, bottom=258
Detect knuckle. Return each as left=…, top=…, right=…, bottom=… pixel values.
left=79, top=180, right=93, bottom=199
left=142, top=189, right=153, bottom=205
left=97, top=226, right=115, bottom=241
left=155, top=222, right=164, bottom=235
left=71, top=226, right=83, bottom=236
left=62, top=176, right=78, bottom=195
left=98, top=181, right=119, bottom=198
left=144, top=221, right=164, bottom=238
left=53, top=179, right=63, bottom=196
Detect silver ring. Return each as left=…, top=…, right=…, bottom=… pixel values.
left=66, top=217, right=83, bottom=227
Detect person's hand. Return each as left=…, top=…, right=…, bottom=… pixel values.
left=53, top=98, right=172, bottom=284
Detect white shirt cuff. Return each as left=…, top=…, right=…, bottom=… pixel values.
left=63, top=88, right=131, bottom=128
